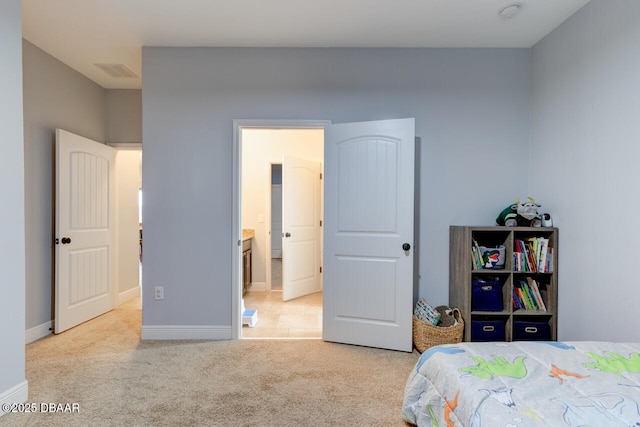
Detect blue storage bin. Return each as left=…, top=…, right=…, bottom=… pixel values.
left=472, top=277, right=503, bottom=311
left=513, top=321, right=551, bottom=341
left=471, top=320, right=505, bottom=341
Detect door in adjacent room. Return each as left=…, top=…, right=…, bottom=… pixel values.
left=281, top=155, right=322, bottom=301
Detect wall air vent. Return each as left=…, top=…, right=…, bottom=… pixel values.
left=94, top=63, right=137, bottom=78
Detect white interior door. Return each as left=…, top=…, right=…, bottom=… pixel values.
left=282, top=155, right=322, bottom=301
left=55, top=129, right=116, bottom=334
left=323, top=118, right=415, bottom=352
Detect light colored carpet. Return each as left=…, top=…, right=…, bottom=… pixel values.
left=4, top=298, right=419, bottom=426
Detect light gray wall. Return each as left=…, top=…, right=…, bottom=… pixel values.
left=0, top=0, right=27, bottom=405
left=106, top=90, right=142, bottom=144
left=142, top=47, right=530, bottom=327
left=22, top=40, right=105, bottom=331
left=530, top=0, right=640, bottom=341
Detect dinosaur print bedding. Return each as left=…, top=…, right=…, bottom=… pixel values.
left=402, top=341, right=640, bottom=426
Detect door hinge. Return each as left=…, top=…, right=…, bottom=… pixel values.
left=320, top=173, right=323, bottom=179
left=319, top=220, right=323, bottom=226
left=320, top=266, right=322, bottom=273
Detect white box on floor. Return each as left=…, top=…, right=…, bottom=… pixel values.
left=242, top=309, right=258, bottom=327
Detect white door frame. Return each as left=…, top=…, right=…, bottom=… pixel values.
left=231, top=119, right=331, bottom=339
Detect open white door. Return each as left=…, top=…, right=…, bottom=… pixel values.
left=282, top=155, right=322, bottom=301
left=323, top=118, right=415, bottom=352
left=55, top=129, right=116, bottom=334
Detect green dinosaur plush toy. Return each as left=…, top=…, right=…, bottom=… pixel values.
left=496, top=197, right=542, bottom=227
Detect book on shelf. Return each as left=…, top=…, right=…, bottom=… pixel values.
left=512, top=278, right=547, bottom=311
left=513, top=239, right=531, bottom=272
left=525, top=237, right=539, bottom=266
left=512, top=289, right=522, bottom=310
left=537, top=238, right=549, bottom=272
left=527, top=277, right=547, bottom=311
left=521, top=280, right=538, bottom=309
left=526, top=240, right=538, bottom=272
left=513, top=285, right=525, bottom=310
left=515, top=284, right=535, bottom=310
left=471, top=239, right=483, bottom=270
left=514, top=237, right=553, bottom=273
left=514, top=282, right=534, bottom=310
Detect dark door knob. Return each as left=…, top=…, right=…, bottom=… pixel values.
left=61, top=237, right=72, bottom=244
left=402, top=243, right=410, bottom=251
left=285, top=232, right=291, bottom=238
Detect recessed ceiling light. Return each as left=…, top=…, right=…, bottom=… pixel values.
left=498, top=3, right=522, bottom=20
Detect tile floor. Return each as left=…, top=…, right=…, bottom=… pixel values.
left=242, top=290, right=322, bottom=338
left=271, top=258, right=282, bottom=291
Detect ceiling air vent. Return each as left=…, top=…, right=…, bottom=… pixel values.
left=94, top=63, right=137, bottom=78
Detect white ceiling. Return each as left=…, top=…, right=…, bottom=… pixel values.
left=21, top=0, right=591, bottom=89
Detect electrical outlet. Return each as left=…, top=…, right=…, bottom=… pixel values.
left=154, top=286, right=164, bottom=300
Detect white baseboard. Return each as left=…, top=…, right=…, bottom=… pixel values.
left=118, top=286, right=141, bottom=305
left=140, top=325, right=232, bottom=340
left=26, top=321, right=52, bottom=344
left=0, top=380, right=29, bottom=417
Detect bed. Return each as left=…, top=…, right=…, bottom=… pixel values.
left=402, top=341, right=640, bottom=426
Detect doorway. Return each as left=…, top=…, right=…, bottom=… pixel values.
left=114, top=148, right=143, bottom=303
left=236, top=122, right=327, bottom=339
left=233, top=118, right=416, bottom=350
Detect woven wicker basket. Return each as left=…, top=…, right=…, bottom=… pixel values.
left=412, top=308, right=464, bottom=353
